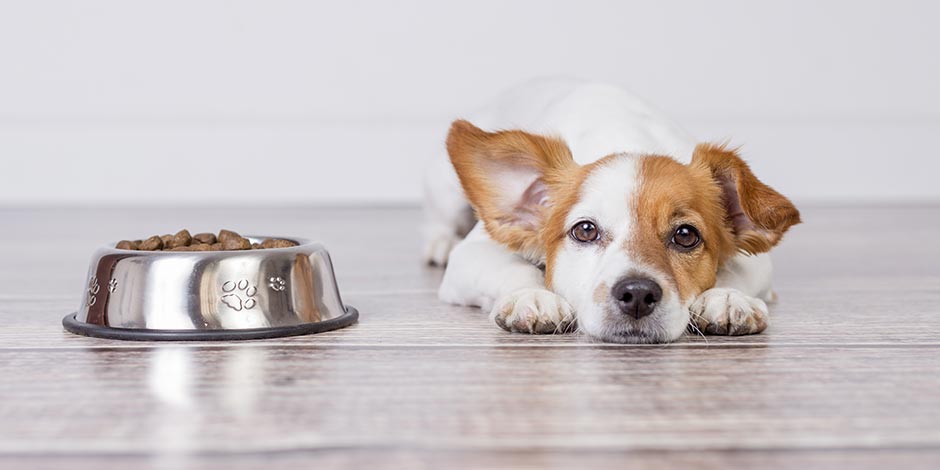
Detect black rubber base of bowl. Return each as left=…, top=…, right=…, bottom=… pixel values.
left=62, top=306, right=358, bottom=341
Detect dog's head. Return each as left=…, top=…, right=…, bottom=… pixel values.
left=447, top=120, right=800, bottom=343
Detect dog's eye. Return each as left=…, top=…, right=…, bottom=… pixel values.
left=671, top=224, right=701, bottom=250
left=570, top=221, right=599, bottom=243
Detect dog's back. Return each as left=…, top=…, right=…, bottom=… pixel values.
left=464, top=77, right=696, bottom=162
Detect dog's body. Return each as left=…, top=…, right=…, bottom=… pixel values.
left=424, top=78, right=799, bottom=343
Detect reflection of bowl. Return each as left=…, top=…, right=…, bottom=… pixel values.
left=62, top=236, right=358, bottom=341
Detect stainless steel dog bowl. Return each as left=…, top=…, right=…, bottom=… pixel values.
left=62, top=236, right=358, bottom=341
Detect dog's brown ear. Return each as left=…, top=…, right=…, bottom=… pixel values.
left=692, top=143, right=801, bottom=254
left=446, top=119, right=576, bottom=257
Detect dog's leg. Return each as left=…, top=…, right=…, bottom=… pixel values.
left=421, top=152, right=476, bottom=266
left=438, top=226, right=575, bottom=334
left=689, top=253, right=775, bottom=335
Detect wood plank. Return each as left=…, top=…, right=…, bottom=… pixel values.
left=4, top=449, right=940, bottom=470
left=0, top=346, right=938, bottom=455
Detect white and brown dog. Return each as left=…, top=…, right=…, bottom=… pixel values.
left=423, top=78, right=800, bottom=343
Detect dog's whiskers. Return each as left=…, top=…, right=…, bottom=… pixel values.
left=686, top=311, right=709, bottom=344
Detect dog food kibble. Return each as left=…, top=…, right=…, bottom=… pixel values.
left=166, top=229, right=192, bottom=249
left=222, top=237, right=252, bottom=251
left=116, top=230, right=298, bottom=251
left=170, top=244, right=212, bottom=252
left=139, top=235, right=164, bottom=251
left=218, top=229, right=240, bottom=242
left=262, top=238, right=299, bottom=249
left=116, top=240, right=139, bottom=250
left=192, top=232, right=217, bottom=245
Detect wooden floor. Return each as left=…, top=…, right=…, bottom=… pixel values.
left=2, top=205, right=939, bottom=469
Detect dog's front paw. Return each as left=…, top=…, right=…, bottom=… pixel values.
left=689, top=288, right=768, bottom=336
left=490, top=288, right=576, bottom=334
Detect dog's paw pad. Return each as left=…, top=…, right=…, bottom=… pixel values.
left=690, top=288, right=768, bottom=336
left=490, top=288, right=576, bottom=334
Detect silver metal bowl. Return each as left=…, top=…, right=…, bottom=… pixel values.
left=62, top=236, right=358, bottom=341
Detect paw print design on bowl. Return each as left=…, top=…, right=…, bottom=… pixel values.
left=107, top=278, right=118, bottom=293
left=268, top=276, right=287, bottom=292
left=86, top=276, right=100, bottom=306
left=220, top=279, right=257, bottom=312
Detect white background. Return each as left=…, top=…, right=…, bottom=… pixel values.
left=2, top=0, right=938, bottom=206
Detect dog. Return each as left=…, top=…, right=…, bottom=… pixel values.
left=422, top=78, right=800, bottom=343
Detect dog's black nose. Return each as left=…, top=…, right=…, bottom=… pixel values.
left=611, top=278, right=663, bottom=319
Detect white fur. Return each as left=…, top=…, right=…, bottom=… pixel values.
left=439, top=224, right=546, bottom=311
left=427, top=78, right=775, bottom=342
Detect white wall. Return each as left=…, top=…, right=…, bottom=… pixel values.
left=2, top=0, right=938, bottom=205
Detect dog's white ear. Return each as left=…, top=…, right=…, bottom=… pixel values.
left=692, top=144, right=801, bottom=254
left=447, top=120, right=576, bottom=256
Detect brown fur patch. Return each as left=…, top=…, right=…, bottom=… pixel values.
left=447, top=120, right=578, bottom=259
left=628, top=156, right=735, bottom=302
left=691, top=144, right=801, bottom=254
left=627, top=147, right=800, bottom=303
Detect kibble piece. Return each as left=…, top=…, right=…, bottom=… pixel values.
left=170, top=244, right=210, bottom=252
left=121, top=230, right=297, bottom=252
left=261, top=238, right=299, bottom=249
left=116, top=240, right=139, bottom=250
left=218, top=229, right=241, bottom=242
left=166, top=229, right=193, bottom=249
left=222, top=237, right=251, bottom=250
left=193, top=232, right=217, bottom=245
left=139, top=235, right=164, bottom=251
